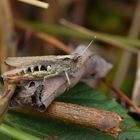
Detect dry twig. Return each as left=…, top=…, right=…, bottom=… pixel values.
left=103, top=78, right=140, bottom=115
left=13, top=101, right=122, bottom=137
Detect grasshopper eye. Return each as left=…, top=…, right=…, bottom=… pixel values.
left=47, top=65, right=51, bottom=71
left=73, top=55, right=81, bottom=62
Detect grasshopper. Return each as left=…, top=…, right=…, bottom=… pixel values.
left=2, top=39, right=95, bottom=84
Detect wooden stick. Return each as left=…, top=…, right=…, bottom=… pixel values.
left=103, top=78, right=140, bottom=115
left=13, top=101, right=122, bottom=137
left=18, top=0, right=49, bottom=9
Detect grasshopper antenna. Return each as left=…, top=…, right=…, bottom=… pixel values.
left=80, top=36, right=96, bottom=56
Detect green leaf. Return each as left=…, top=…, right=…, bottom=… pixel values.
left=119, top=128, right=140, bottom=140
left=0, top=83, right=140, bottom=140
left=2, top=112, right=115, bottom=140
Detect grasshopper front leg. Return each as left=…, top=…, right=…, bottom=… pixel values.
left=65, top=71, right=70, bottom=85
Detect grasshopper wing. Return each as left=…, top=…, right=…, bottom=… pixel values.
left=5, top=55, right=74, bottom=68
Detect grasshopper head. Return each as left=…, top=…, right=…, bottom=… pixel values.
left=73, top=54, right=82, bottom=68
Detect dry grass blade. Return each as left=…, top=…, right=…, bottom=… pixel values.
left=18, top=0, right=49, bottom=9
left=132, top=52, right=140, bottom=107
left=0, top=84, right=16, bottom=123
left=113, top=0, right=140, bottom=91
left=0, top=0, right=17, bottom=72
left=60, top=19, right=139, bottom=53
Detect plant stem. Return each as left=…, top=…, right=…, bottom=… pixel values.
left=0, top=123, right=41, bottom=140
